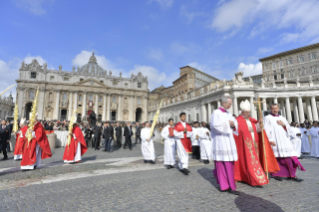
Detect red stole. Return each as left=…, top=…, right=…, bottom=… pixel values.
left=63, top=125, right=88, bottom=161
left=174, top=122, right=192, bottom=153
left=14, top=125, right=28, bottom=156
left=233, top=116, right=269, bottom=186
left=20, top=122, right=52, bottom=166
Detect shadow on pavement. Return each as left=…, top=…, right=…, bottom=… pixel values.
left=81, top=156, right=97, bottom=162
left=197, top=167, right=220, bottom=192
left=235, top=192, right=284, bottom=212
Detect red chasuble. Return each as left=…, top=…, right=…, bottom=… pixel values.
left=63, top=125, right=87, bottom=161
left=174, top=122, right=193, bottom=153
left=20, top=122, right=52, bottom=166
left=233, top=116, right=269, bottom=186
left=13, top=125, right=28, bottom=156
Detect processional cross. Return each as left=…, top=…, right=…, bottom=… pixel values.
left=253, top=97, right=269, bottom=181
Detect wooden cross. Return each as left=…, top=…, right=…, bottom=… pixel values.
left=254, top=97, right=269, bottom=181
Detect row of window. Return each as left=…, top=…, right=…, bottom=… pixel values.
left=264, top=53, right=317, bottom=71
left=266, top=65, right=319, bottom=81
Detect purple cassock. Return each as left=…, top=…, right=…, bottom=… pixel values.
left=271, top=157, right=305, bottom=178
left=213, top=161, right=236, bottom=191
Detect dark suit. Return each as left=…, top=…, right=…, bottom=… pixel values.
left=6, top=124, right=13, bottom=152
left=135, top=125, right=141, bottom=144
left=124, top=125, right=133, bottom=150
left=115, top=126, right=122, bottom=147
left=84, top=127, right=92, bottom=147
left=103, top=126, right=114, bottom=151
left=0, top=125, right=11, bottom=159
left=94, top=125, right=102, bottom=150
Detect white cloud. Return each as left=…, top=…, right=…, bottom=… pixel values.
left=237, top=62, right=262, bottom=77
left=149, top=0, right=174, bottom=9
left=14, top=0, right=55, bottom=15
left=179, top=5, right=205, bottom=24
left=211, top=0, right=319, bottom=44
left=0, top=59, right=21, bottom=100
left=147, top=48, right=163, bottom=61
left=129, top=65, right=166, bottom=90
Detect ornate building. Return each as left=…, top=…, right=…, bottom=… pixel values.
left=16, top=52, right=148, bottom=122
left=0, top=93, right=14, bottom=120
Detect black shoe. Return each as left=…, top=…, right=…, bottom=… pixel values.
left=228, top=190, right=240, bottom=195
left=1, top=158, right=8, bottom=161
left=180, top=168, right=189, bottom=175
left=204, top=160, right=209, bottom=164
left=149, top=160, right=155, bottom=164
left=166, top=165, right=174, bottom=169
left=144, top=160, right=148, bottom=163
left=274, top=176, right=283, bottom=181
left=290, top=177, right=304, bottom=182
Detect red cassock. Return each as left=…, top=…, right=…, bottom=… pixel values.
left=20, top=122, right=52, bottom=166
left=13, top=125, right=28, bottom=157
left=62, top=125, right=87, bottom=161
left=174, top=122, right=193, bottom=153
left=233, top=116, right=270, bottom=186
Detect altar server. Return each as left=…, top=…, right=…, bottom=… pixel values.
left=141, top=122, right=156, bottom=164
left=199, top=122, right=211, bottom=164
left=309, top=121, right=319, bottom=157
left=190, top=122, right=201, bottom=160
left=290, top=122, right=302, bottom=158
left=161, top=118, right=176, bottom=169
left=300, top=123, right=310, bottom=154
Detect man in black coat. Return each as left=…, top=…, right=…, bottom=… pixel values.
left=115, top=122, right=122, bottom=148
left=134, top=122, right=141, bottom=144
left=0, top=120, right=11, bottom=160
left=103, top=122, right=114, bottom=152
left=124, top=122, right=133, bottom=150
left=93, top=122, right=102, bottom=150
left=83, top=124, right=92, bottom=147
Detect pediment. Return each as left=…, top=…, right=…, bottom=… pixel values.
left=73, top=78, right=108, bottom=88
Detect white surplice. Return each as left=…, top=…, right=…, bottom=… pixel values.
left=141, top=128, right=156, bottom=161
left=199, top=127, right=212, bottom=161
left=174, top=121, right=193, bottom=169
left=290, top=127, right=302, bottom=157
left=300, top=127, right=310, bottom=153
left=309, top=127, right=319, bottom=157
left=191, top=127, right=200, bottom=146
left=210, top=109, right=238, bottom=161
left=161, top=125, right=176, bottom=166
left=263, top=115, right=296, bottom=158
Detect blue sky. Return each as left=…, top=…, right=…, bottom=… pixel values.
left=1, top=0, right=319, bottom=95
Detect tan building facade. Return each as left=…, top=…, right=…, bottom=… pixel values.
left=16, top=52, right=149, bottom=122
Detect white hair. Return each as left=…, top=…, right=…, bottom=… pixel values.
left=221, top=96, right=231, bottom=104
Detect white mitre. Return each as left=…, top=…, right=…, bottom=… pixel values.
left=20, top=118, right=26, bottom=125
left=240, top=99, right=251, bottom=111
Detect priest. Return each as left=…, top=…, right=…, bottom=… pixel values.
left=233, top=100, right=270, bottom=186
left=199, top=122, right=211, bottom=164
left=20, top=117, right=52, bottom=170
left=63, top=121, right=87, bottom=163
left=263, top=104, right=305, bottom=182
left=211, top=96, right=239, bottom=195
left=309, top=121, right=319, bottom=157
left=13, top=118, right=28, bottom=160
left=300, top=123, right=310, bottom=154
left=141, top=122, right=156, bottom=164
left=174, top=112, right=193, bottom=175
left=161, top=118, right=176, bottom=169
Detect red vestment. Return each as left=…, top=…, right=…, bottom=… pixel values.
left=63, top=125, right=87, bottom=161
left=20, top=122, right=52, bottom=166
left=13, top=125, right=28, bottom=156
left=174, top=122, right=192, bottom=153
left=234, top=116, right=269, bottom=186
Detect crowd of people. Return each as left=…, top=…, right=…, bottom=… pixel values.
left=2, top=95, right=319, bottom=196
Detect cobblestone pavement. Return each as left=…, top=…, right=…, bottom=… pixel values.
left=0, top=142, right=318, bottom=212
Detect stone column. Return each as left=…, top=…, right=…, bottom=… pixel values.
left=68, top=92, right=73, bottom=120
left=17, top=88, right=25, bottom=118
left=95, top=94, right=99, bottom=115
left=306, top=98, right=313, bottom=121
left=37, top=88, right=45, bottom=120
left=280, top=99, right=286, bottom=117
left=74, top=92, right=78, bottom=112
left=233, top=97, right=238, bottom=116
left=217, top=100, right=221, bottom=108
left=285, top=97, right=292, bottom=123
left=107, top=94, right=110, bottom=120
left=82, top=92, right=87, bottom=118
left=201, top=104, right=207, bottom=122
left=130, top=96, right=134, bottom=121
left=54, top=90, right=60, bottom=120
left=207, top=103, right=212, bottom=120
left=311, top=96, right=318, bottom=121
left=118, top=95, right=122, bottom=120
left=262, top=98, right=267, bottom=111
left=293, top=98, right=299, bottom=123
left=250, top=96, right=257, bottom=119
left=298, top=97, right=305, bottom=123
left=144, top=96, right=148, bottom=122
left=102, top=94, right=107, bottom=121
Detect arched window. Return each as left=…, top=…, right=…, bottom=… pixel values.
left=29, top=91, right=34, bottom=99
left=137, top=98, right=141, bottom=105
left=112, top=96, right=116, bottom=103
left=63, top=93, right=68, bottom=100
left=79, top=95, right=82, bottom=101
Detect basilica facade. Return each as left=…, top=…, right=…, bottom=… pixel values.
left=16, top=52, right=148, bottom=122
